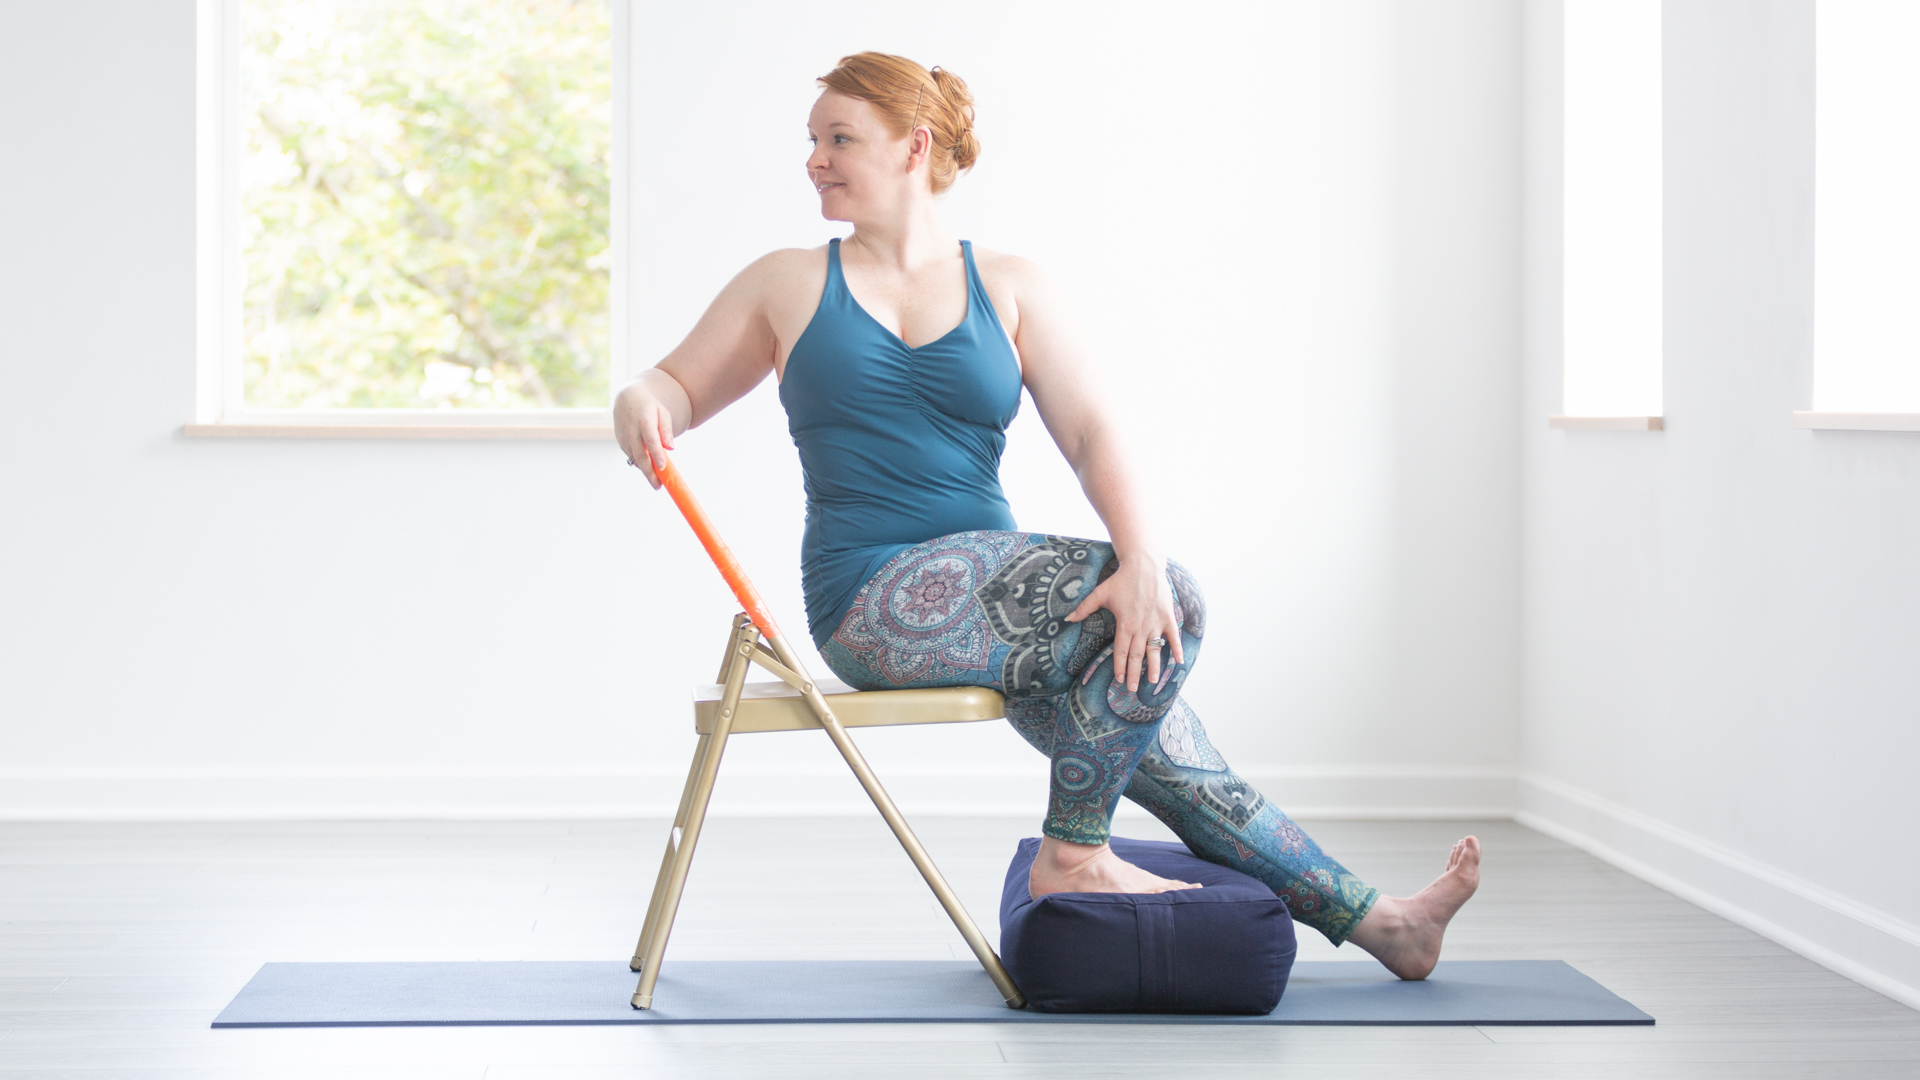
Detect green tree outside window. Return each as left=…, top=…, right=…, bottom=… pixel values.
left=242, top=0, right=611, bottom=409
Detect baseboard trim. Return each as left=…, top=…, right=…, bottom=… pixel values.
left=1518, top=771, right=1920, bottom=1012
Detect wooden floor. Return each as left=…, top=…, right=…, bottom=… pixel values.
left=1, top=816, right=1916, bottom=1078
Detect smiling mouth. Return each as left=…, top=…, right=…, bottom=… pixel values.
left=815, top=181, right=844, bottom=193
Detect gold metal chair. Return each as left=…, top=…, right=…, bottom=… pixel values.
left=628, top=453, right=1026, bottom=1010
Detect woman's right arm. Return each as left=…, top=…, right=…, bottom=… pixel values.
left=613, top=254, right=792, bottom=488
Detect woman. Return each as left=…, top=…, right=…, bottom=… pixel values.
left=615, top=52, right=1478, bottom=979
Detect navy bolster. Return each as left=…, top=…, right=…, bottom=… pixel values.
left=998, top=837, right=1298, bottom=1014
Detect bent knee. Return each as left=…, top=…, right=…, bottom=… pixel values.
left=1166, top=559, right=1207, bottom=640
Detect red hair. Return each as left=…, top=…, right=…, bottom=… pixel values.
left=818, top=52, right=979, bottom=194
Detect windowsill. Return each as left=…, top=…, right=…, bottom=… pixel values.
left=184, top=421, right=612, bottom=440
left=1548, top=415, right=1664, bottom=431
left=1792, top=412, right=1920, bottom=432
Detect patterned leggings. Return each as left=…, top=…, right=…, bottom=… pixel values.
left=820, top=531, right=1380, bottom=945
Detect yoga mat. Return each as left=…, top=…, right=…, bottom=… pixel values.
left=212, top=960, right=1652, bottom=1027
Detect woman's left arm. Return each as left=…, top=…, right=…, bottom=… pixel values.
left=998, top=256, right=1182, bottom=694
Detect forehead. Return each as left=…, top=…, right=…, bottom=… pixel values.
left=809, top=90, right=882, bottom=131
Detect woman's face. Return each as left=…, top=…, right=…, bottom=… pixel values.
left=807, top=90, right=918, bottom=223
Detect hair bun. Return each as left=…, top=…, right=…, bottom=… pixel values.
left=928, top=67, right=978, bottom=175
left=951, top=128, right=981, bottom=172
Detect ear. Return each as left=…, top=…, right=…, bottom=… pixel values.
left=907, top=125, right=933, bottom=171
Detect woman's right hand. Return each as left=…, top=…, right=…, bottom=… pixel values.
left=613, top=371, right=686, bottom=489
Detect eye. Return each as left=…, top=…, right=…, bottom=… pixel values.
left=834, top=135, right=850, bottom=145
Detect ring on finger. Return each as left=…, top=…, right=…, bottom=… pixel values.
left=1146, top=636, right=1167, bottom=648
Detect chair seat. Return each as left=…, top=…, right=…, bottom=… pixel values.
left=693, top=678, right=1007, bottom=734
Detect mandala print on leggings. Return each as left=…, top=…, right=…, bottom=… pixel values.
left=830, top=531, right=1027, bottom=686
left=1003, top=695, right=1062, bottom=749
left=1135, top=754, right=1268, bottom=830
left=1165, top=558, right=1207, bottom=639
left=974, top=535, right=1108, bottom=695
left=1051, top=751, right=1103, bottom=797
left=1156, top=700, right=1227, bottom=772
left=1045, top=709, right=1152, bottom=843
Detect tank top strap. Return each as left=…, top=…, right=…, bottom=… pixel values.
left=960, top=240, right=1004, bottom=330
left=960, top=239, right=982, bottom=297
left=823, top=238, right=850, bottom=304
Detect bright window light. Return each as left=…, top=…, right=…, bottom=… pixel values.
left=236, top=0, right=613, bottom=411
left=1815, top=0, right=1920, bottom=413
left=1561, top=0, right=1663, bottom=419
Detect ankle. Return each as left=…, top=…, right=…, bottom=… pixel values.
left=1035, top=837, right=1109, bottom=875
left=1350, top=896, right=1408, bottom=943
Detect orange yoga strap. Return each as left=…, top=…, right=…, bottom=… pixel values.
left=652, top=452, right=781, bottom=637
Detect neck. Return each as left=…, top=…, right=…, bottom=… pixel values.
left=844, top=195, right=955, bottom=270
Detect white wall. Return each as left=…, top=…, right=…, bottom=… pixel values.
left=0, top=0, right=1522, bottom=820
left=1519, top=0, right=1920, bottom=1009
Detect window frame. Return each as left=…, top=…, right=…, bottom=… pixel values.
left=190, top=0, right=629, bottom=438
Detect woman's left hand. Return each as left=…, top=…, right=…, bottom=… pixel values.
left=1066, top=554, right=1183, bottom=693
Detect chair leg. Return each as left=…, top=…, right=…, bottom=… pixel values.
left=630, top=731, right=727, bottom=1008
left=631, top=620, right=755, bottom=1010
left=632, top=614, right=753, bottom=972
left=761, top=632, right=1028, bottom=1009
left=630, top=732, right=711, bottom=972
left=826, top=727, right=1027, bottom=1008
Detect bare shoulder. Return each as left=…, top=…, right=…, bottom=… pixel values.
left=743, top=245, right=832, bottom=361
left=716, top=245, right=829, bottom=332
left=737, top=245, right=830, bottom=294
left=968, top=246, right=1049, bottom=291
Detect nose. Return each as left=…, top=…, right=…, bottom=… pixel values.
left=806, top=142, right=830, bottom=172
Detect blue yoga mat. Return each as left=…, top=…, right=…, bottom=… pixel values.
left=212, top=960, right=1651, bottom=1027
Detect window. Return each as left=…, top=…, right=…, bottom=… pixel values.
left=194, top=0, right=626, bottom=434
left=1554, top=0, right=1664, bottom=430
left=1807, top=0, right=1920, bottom=427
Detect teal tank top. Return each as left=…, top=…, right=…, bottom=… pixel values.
left=779, top=239, right=1023, bottom=645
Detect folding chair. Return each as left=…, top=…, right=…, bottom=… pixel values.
left=629, top=451, right=1026, bottom=1010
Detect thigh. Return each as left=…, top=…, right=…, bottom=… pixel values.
left=821, top=531, right=1118, bottom=696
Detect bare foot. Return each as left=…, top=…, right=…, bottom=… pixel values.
left=1029, top=837, right=1202, bottom=899
left=1345, top=836, right=1480, bottom=980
